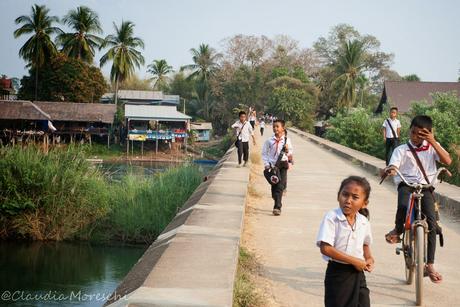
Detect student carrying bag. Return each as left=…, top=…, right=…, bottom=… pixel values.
left=234, top=122, right=247, bottom=148
left=264, top=137, right=288, bottom=185
left=407, top=142, right=444, bottom=247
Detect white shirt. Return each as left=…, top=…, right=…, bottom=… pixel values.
left=231, top=120, right=254, bottom=142
left=260, top=121, right=265, bottom=129
left=389, top=140, right=442, bottom=186
left=316, top=208, right=372, bottom=262
left=262, top=134, right=293, bottom=167
left=382, top=118, right=401, bottom=139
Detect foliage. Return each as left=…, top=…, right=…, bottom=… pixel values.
left=147, top=59, right=173, bottom=91
left=117, top=74, right=152, bottom=91
left=91, top=165, right=202, bottom=243
left=233, top=247, right=263, bottom=307
left=100, top=20, right=144, bottom=91
left=268, top=76, right=318, bottom=130
left=17, top=53, right=107, bottom=102
left=14, top=4, right=61, bottom=68
left=402, top=74, right=421, bottom=81
left=0, top=145, right=110, bottom=240
left=57, top=6, right=103, bottom=63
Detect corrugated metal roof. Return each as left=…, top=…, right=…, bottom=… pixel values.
left=102, top=90, right=180, bottom=103
left=125, top=105, right=191, bottom=121
left=190, top=122, right=213, bottom=130
left=0, top=100, right=116, bottom=123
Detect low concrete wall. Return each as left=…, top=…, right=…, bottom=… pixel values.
left=289, top=127, right=460, bottom=212
left=105, top=146, right=249, bottom=307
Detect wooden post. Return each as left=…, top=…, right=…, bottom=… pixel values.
left=141, top=141, right=144, bottom=157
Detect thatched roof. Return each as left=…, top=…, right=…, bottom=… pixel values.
left=0, top=100, right=116, bottom=124
left=377, top=81, right=460, bottom=113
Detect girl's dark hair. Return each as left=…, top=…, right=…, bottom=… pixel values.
left=410, top=115, right=432, bottom=131
left=338, top=176, right=371, bottom=219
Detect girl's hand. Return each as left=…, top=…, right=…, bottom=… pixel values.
left=353, top=259, right=367, bottom=272
left=365, top=257, right=375, bottom=272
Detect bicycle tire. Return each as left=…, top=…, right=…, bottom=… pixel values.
left=415, top=225, right=424, bottom=306
left=403, top=230, right=414, bottom=285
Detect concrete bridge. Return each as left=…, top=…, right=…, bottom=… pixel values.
left=106, top=127, right=460, bottom=307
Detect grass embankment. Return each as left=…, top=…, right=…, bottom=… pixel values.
left=233, top=247, right=264, bottom=307
left=0, top=145, right=202, bottom=243
left=200, top=133, right=233, bottom=158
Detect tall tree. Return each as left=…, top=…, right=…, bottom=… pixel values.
left=14, top=4, right=61, bottom=100
left=100, top=21, right=144, bottom=105
left=182, top=44, right=221, bottom=119
left=334, top=40, right=366, bottom=109
left=147, top=59, right=173, bottom=91
left=402, top=74, right=421, bottom=82
left=57, top=6, right=103, bottom=63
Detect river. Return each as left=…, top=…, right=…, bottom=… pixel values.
left=0, top=160, right=216, bottom=307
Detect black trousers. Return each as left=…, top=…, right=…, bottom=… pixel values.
left=271, top=168, right=287, bottom=210
left=385, top=138, right=399, bottom=165
left=237, top=141, right=249, bottom=164
left=395, top=184, right=437, bottom=263
left=260, top=127, right=264, bottom=136
left=325, top=261, right=370, bottom=307
left=249, top=121, right=255, bottom=129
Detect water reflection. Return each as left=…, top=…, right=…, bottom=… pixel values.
left=0, top=241, right=146, bottom=306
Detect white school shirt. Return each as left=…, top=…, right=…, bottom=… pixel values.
left=260, top=121, right=265, bottom=129
left=262, top=135, right=293, bottom=167
left=316, top=208, right=372, bottom=262
left=389, top=140, right=442, bottom=186
left=231, top=120, right=254, bottom=142
left=382, top=118, right=401, bottom=139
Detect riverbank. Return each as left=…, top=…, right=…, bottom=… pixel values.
left=0, top=145, right=204, bottom=244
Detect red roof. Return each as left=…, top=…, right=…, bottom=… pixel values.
left=378, top=81, right=460, bottom=113
left=0, top=78, right=12, bottom=90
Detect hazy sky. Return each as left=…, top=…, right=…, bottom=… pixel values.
left=1, top=0, right=459, bottom=81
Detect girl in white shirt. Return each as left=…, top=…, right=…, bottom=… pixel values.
left=316, top=176, right=374, bottom=307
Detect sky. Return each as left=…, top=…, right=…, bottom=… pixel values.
left=1, top=0, right=459, bottom=82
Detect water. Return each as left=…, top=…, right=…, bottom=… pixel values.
left=0, top=241, right=146, bottom=307
left=98, top=160, right=216, bottom=181
left=0, top=160, right=217, bottom=306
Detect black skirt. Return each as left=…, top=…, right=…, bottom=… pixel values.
left=324, top=261, right=370, bottom=307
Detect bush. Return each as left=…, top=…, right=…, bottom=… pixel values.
left=93, top=165, right=202, bottom=243
left=0, top=145, right=110, bottom=240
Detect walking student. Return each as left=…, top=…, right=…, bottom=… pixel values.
left=384, top=115, right=452, bottom=283
left=259, top=118, right=265, bottom=136
left=249, top=110, right=257, bottom=129
left=262, top=119, right=293, bottom=216
left=382, top=107, right=401, bottom=165
left=317, top=176, right=374, bottom=307
left=232, top=111, right=256, bottom=167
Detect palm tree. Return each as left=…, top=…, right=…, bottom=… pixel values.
left=334, top=39, right=365, bottom=109
left=147, top=59, right=173, bottom=90
left=57, top=6, right=103, bottom=63
left=100, top=21, right=145, bottom=105
left=14, top=4, right=61, bottom=100
left=181, top=44, right=221, bottom=118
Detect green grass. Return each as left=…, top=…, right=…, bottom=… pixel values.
left=233, top=247, right=264, bottom=307
left=0, top=145, right=203, bottom=243
left=202, top=133, right=233, bottom=158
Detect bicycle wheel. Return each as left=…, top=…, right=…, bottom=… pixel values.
left=403, top=230, right=414, bottom=285
left=415, top=225, right=424, bottom=306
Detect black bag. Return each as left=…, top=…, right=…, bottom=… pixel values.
left=234, top=122, right=247, bottom=148
left=263, top=137, right=288, bottom=185
left=407, top=142, right=444, bottom=247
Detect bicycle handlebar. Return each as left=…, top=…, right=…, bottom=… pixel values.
left=383, top=167, right=451, bottom=190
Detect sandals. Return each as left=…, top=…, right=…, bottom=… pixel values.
left=273, top=209, right=281, bottom=216
left=385, top=229, right=402, bottom=244
left=425, top=265, right=443, bottom=284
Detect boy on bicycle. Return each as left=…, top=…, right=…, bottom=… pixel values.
left=384, top=115, right=452, bottom=283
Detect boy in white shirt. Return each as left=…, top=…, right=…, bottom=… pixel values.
left=384, top=115, right=452, bottom=283
left=382, top=107, right=402, bottom=165
left=231, top=111, right=256, bottom=167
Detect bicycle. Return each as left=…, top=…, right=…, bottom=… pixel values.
left=381, top=167, right=450, bottom=306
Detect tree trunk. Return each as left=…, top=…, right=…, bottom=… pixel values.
left=114, top=77, right=119, bottom=106
left=34, top=66, right=39, bottom=101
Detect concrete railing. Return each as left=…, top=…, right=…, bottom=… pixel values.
left=289, top=127, right=460, bottom=212
left=105, top=146, right=249, bottom=307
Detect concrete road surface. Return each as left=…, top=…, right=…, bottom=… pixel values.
left=242, top=129, right=460, bottom=307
